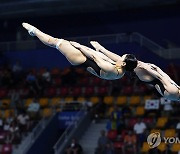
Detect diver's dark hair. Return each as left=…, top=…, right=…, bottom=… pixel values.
left=124, top=54, right=138, bottom=72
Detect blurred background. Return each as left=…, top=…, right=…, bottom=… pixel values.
left=0, top=0, right=180, bottom=154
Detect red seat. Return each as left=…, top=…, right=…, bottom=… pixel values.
left=128, top=118, right=138, bottom=129
left=54, top=78, right=62, bottom=86
left=84, top=87, right=94, bottom=96
left=60, top=87, right=69, bottom=96
left=97, top=86, right=108, bottom=96
left=92, top=77, right=101, bottom=85
left=114, top=142, right=124, bottom=149
left=19, top=88, right=29, bottom=98
left=107, top=130, right=118, bottom=141
left=80, top=78, right=89, bottom=86
left=51, top=68, right=60, bottom=76
left=39, top=67, right=46, bottom=75
left=0, top=89, right=8, bottom=98
left=143, top=118, right=153, bottom=126
left=0, top=131, right=8, bottom=144
left=121, top=130, right=129, bottom=139
left=1, top=143, right=12, bottom=154
left=45, top=87, right=56, bottom=97
left=122, top=86, right=133, bottom=95
left=72, top=87, right=82, bottom=96
left=134, top=85, right=147, bottom=95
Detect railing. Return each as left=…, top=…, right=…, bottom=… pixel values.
left=131, top=32, right=180, bottom=59
left=0, top=32, right=180, bottom=59
left=0, top=33, right=128, bottom=52
left=13, top=113, right=56, bottom=154
left=53, top=108, right=89, bottom=154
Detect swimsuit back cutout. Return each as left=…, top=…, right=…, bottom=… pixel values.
left=147, top=79, right=166, bottom=95
left=79, top=57, right=101, bottom=76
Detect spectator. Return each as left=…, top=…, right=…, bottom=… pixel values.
left=106, top=116, right=121, bottom=131
left=122, top=105, right=132, bottom=117
left=6, top=112, right=14, bottom=125
left=27, top=98, right=40, bottom=119
left=163, top=100, right=173, bottom=116
left=176, top=122, right=180, bottom=138
left=95, top=130, right=109, bottom=154
left=65, top=138, right=83, bottom=154
left=123, top=131, right=137, bottom=154
left=1, top=140, right=13, bottom=154
left=133, top=118, right=146, bottom=148
left=3, top=121, right=10, bottom=132
left=104, top=142, right=115, bottom=154
left=17, top=111, right=30, bottom=132
left=26, top=71, right=41, bottom=96
left=0, top=117, right=3, bottom=130
left=9, top=121, right=20, bottom=143
left=12, top=61, right=22, bottom=73
left=42, top=68, right=51, bottom=85
left=111, top=106, right=121, bottom=120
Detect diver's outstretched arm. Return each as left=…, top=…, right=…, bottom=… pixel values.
left=90, top=41, right=122, bottom=61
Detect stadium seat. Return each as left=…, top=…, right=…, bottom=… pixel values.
left=116, top=96, right=127, bottom=106
left=107, top=107, right=114, bottom=116
left=150, top=129, right=161, bottom=134
left=164, top=129, right=175, bottom=138
left=42, top=108, right=53, bottom=118
left=51, top=97, right=61, bottom=107
left=114, top=142, right=124, bottom=150
left=143, top=95, right=152, bottom=102
left=80, top=78, right=89, bottom=85
left=157, top=142, right=167, bottom=152
left=19, top=88, right=29, bottom=98
left=129, top=96, right=141, bottom=106
left=39, top=98, right=49, bottom=108
left=121, top=130, right=129, bottom=139
left=107, top=130, right=118, bottom=141
left=141, top=142, right=150, bottom=153
left=64, top=97, right=74, bottom=103
left=77, top=97, right=85, bottom=103
left=104, top=96, right=114, bottom=105
left=1, top=99, right=11, bottom=109
left=72, top=87, right=82, bottom=96
left=0, top=89, right=8, bottom=98
left=92, top=77, right=101, bottom=85
left=1, top=143, right=12, bottom=154
left=121, top=86, right=133, bottom=95
left=60, top=87, right=69, bottom=96
left=171, top=143, right=180, bottom=152
left=97, top=86, right=108, bottom=96
left=156, top=117, right=168, bottom=128
left=53, top=78, right=62, bottom=86
left=39, top=67, right=46, bottom=75
left=3, top=109, right=14, bottom=119
left=24, top=98, right=33, bottom=108
left=90, top=96, right=99, bottom=104
left=128, top=118, right=138, bottom=129
left=143, top=118, right=153, bottom=127
left=45, top=87, right=56, bottom=97
left=135, top=106, right=145, bottom=116
left=51, top=68, right=60, bottom=75
left=84, top=87, right=94, bottom=96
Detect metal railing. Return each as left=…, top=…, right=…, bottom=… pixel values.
left=13, top=113, right=56, bottom=154
left=53, top=108, right=89, bottom=154
left=130, top=32, right=180, bottom=59
left=0, top=32, right=180, bottom=59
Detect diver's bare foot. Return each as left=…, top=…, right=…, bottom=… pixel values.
left=22, top=22, right=37, bottom=36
